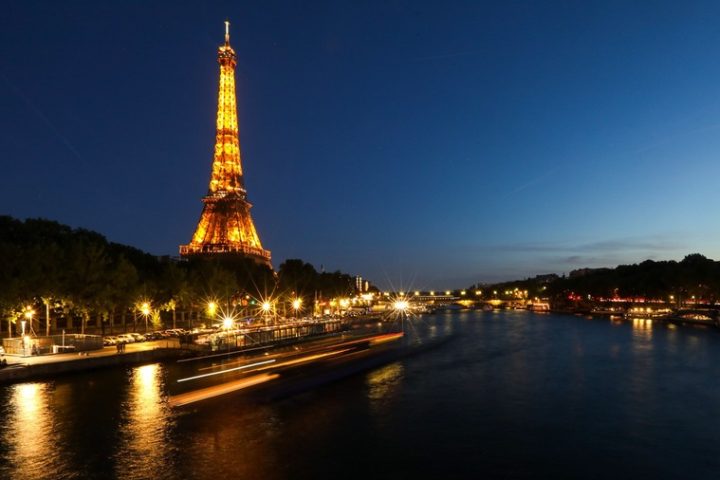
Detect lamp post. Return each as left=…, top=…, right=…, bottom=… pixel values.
left=292, top=298, right=302, bottom=320
left=23, top=307, right=34, bottom=333
left=393, top=299, right=409, bottom=334
left=222, top=315, right=235, bottom=350
left=261, top=301, right=272, bottom=325
left=22, top=306, right=35, bottom=355
left=207, top=301, right=218, bottom=325
left=140, top=302, right=151, bottom=333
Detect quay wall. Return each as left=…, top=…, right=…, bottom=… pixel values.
left=0, top=348, right=185, bottom=384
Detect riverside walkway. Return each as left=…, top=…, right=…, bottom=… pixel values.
left=0, top=338, right=183, bottom=383
left=0, top=318, right=363, bottom=384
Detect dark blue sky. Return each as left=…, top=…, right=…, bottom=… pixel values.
left=3, top=1, right=720, bottom=289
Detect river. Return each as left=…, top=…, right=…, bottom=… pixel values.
left=1, top=311, right=720, bottom=479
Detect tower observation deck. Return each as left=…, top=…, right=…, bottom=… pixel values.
left=180, top=21, right=272, bottom=267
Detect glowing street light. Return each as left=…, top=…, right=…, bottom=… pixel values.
left=207, top=301, right=218, bottom=318
left=20, top=306, right=34, bottom=348
left=393, top=299, right=410, bottom=334
left=222, top=316, right=234, bottom=330
left=292, top=298, right=302, bottom=318
left=139, top=301, right=151, bottom=332
left=22, top=306, right=34, bottom=338
left=261, top=301, right=272, bottom=314
left=393, top=300, right=409, bottom=312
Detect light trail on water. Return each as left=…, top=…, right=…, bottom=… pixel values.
left=177, top=359, right=277, bottom=383
left=168, top=373, right=280, bottom=407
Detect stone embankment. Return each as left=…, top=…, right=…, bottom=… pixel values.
left=0, top=343, right=187, bottom=384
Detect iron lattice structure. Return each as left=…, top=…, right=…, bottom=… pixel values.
left=180, top=22, right=272, bottom=267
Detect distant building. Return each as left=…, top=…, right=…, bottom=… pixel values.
left=355, top=275, right=363, bottom=292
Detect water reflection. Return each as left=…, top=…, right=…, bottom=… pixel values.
left=366, top=362, right=404, bottom=414
left=631, top=317, right=653, bottom=340
left=444, top=316, right=454, bottom=335
left=4, top=312, right=720, bottom=479
left=114, top=364, right=173, bottom=478
left=2, top=382, right=61, bottom=479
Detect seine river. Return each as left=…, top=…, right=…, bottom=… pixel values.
left=2, top=311, right=720, bottom=479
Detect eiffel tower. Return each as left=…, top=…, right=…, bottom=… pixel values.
left=180, top=21, right=272, bottom=267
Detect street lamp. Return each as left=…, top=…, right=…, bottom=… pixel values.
left=20, top=306, right=34, bottom=356
left=140, top=302, right=151, bottom=333
left=393, top=300, right=409, bottom=312
left=23, top=306, right=34, bottom=332
left=292, top=298, right=302, bottom=319
left=261, top=301, right=273, bottom=322
left=393, top=299, right=409, bottom=333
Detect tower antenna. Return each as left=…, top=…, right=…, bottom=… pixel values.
left=225, top=20, right=230, bottom=44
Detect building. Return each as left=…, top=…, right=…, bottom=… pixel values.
left=180, top=22, right=271, bottom=267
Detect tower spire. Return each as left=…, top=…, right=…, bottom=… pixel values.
left=180, top=22, right=272, bottom=267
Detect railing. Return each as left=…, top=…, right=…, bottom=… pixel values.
left=185, top=319, right=347, bottom=352
left=2, top=334, right=103, bottom=356
left=179, top=243, right=271, bottom=260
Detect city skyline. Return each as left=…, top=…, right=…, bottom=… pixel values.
left=3, top=2, right=720, bottom=288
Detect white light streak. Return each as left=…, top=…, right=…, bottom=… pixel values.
left=177, top=359, right=276, bottom=383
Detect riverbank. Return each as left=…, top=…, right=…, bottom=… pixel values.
left=0, top=339, right=186, bottom=384
left=0, top=319, right=377, bottom=385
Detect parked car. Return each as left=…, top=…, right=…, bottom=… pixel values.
left=129, top=333, right=145, bottom=343
left=116, top=334, right=135, bottom=344
left=143, top=332, right=157, bottom=341
left=103, top=336, right=118, bottom=346
left=144, top=331, right=165, bottom=341
left=164, top=329, right=185, bottom=337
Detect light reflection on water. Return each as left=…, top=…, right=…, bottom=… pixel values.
left=2, top=383, right=62, bottom=479
left=114, top=364, right=172, bottom=479
left=631, top=317, right=653, bottom=342
left=366, top=362, right=404, bottom=414
left=0, top=363, right=174, bottom=480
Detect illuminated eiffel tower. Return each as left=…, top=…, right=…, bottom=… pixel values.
left=180, top=21, right=272, bottom=267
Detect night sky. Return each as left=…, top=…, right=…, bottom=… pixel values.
left=3, top=1, right=720, bottom=289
